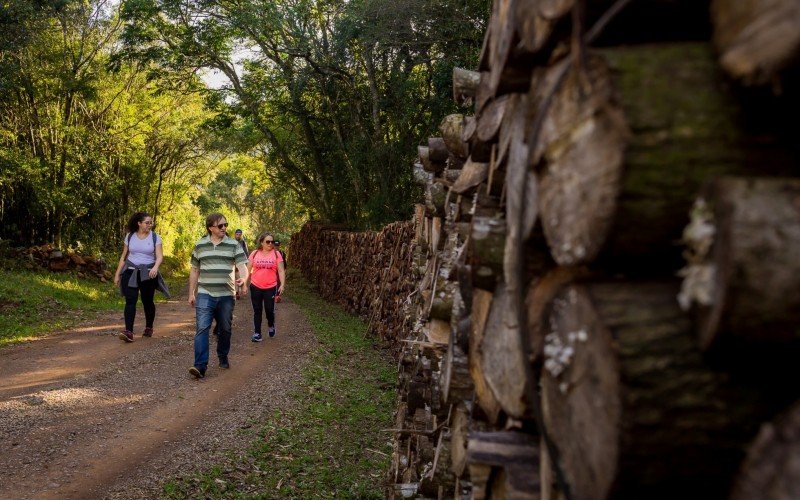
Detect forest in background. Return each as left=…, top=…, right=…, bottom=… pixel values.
left=0, top=0, right=488, bottom=259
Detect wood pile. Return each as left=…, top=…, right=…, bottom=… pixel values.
left=10, top=245, right=111, bottom=280
left=387, top=1, right=800, bottom=498
left=290, top=220, right=416, bottom=342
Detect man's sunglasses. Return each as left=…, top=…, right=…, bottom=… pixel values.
left=214, top=223, right=229, bottom=229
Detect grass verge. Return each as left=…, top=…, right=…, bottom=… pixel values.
left=0, top=255, right=188, bottom=346
left=162, top=269, right=396, bottom=499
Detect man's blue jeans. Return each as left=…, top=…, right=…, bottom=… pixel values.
left=194, top=293, right=234, bottom=371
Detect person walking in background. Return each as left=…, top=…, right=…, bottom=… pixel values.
left=232, top=229, right=248, bottom=300
left=273, top=240, right=287, bottom=307
left=113, top=211, right=170, bottom=342
left=247, top=232, right=285, bottom=342
left=234, top=228, right=249, bottom=255
left=274, top=240, right=287, bottom=269
left=188, top=213, right=249, bottom=379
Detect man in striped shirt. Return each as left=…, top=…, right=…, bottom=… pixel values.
left=188, top=213, right=249, bottom=379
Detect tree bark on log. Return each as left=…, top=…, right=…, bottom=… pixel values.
left=425, top=182, right=447, bottom=217
left=413, top=163, right=431, bottom=185
left=467, top=431, right=540, bottom=500
left=470, top=215, right=505, bottom=290
left=514, top=0, right=570, bottom=56
left=427, top=278, right=456, bottom=322
left=711, top=0, right=800, bottom=86
left=418, top=145, right=433, bottom=172
left=440, top=114, right=469, bottom=159
left=420, top=430, right=455, bottom=497
left=428, top=137, right=450, bottom=162
left=453, top=67, right=481, bottom=106
left=542, top=282, right=775, bottom=499
left=592, top=43, right=795, bottom=275
left=732, top=400, right=800, bottom=500
left=682, top=177, right=800, bottom=350
left=441, top=336, right=474, bottom=405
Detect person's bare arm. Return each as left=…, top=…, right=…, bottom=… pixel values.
left=278, top=262, right=286, bottom=295
left=150, top=243, right=164, bottom=278
left=236, top=262, right=249, bottom=296
left=188, top=266, right=199, bottom=306
left=113, top=246, right=128, bottom=286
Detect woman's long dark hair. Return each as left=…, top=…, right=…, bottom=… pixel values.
left=126, top=212, right=151, bottom=235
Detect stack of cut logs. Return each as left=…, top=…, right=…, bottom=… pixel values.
left=12, top=245, right=111, bottom=280
left=388, top=1, right=800, bottom=499
left=290, top=220, right=416, bottom=342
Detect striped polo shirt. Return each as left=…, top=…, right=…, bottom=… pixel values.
left=190, top=235, right=248, bottom=297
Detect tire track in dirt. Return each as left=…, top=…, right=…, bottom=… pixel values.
left=0, top=294, right=316, bottom=499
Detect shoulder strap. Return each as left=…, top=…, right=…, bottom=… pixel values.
left=249, top=250, right=258, bottom=260
left=152, top=231, right=157, bottom=257
left=124, top=232, right=132, bottom=261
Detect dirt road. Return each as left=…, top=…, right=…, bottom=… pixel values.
left=0, top=293, right=315, bottom=499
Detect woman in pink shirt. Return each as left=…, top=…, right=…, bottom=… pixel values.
left=247, top=232, right=286, bottom=341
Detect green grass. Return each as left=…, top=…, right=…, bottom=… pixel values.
left=163, top=269, right=396, bottom=499
left=0, top=255, right=188, bottom=346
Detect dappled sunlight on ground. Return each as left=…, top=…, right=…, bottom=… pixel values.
left=4, top=387, right=145, bottom=410
left=0, top=387, right=148, bottom=430
left=0, top=367, right=91, bottom=395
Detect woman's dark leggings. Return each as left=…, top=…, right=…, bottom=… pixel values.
left=121, top=269, right=157, bottom=331
left=250, top=284, right=277, bottom=334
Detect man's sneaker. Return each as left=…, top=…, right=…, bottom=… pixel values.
left=119, top=330, right=134, bottom=343
left=189, top=367, right=205, bottom=379
left=143, top=327, right=153, bottom=337
left=268, top=327, right=276, bottom=338
left=251, top=332, right=263, bottom=342
left=219, top=357, right=230, bottom=369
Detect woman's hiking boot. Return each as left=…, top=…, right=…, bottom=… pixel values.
left=268, top=326, right=276, bottom=338
left=251, top=332, right=263, bottom=342
left=119, top=330, right=134, bottom=343
left=143, top=327, right=153, bottom=337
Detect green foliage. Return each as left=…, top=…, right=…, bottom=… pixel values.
left=2, top=0, right=489, bottom=254
left=0, top=0, right=233, bottom=258
left=162, top=270, right=395, bottom=498
left=121, top=0, right=489, bottom=229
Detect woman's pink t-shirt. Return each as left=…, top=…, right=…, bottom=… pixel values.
left=249, top=249, right=283, bottom=289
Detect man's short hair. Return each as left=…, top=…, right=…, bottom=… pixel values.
left=274, top=240, right=281, bottom=246
left=235, top=228, right=243, bottom=234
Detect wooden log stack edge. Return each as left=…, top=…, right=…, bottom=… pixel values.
left=290, top=220, right=416, bottom=343
left=295, top=1, right=800, bottom=497
left=9, top=245, right=112, bottom=281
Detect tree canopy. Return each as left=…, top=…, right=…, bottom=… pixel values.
left=0, top=0, right=488, bottom=256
